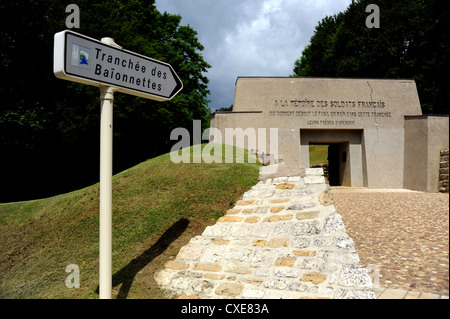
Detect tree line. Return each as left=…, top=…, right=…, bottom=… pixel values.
left=0, top=0, right=211, bottom=202
left=293, top=0, right=449, bottom=115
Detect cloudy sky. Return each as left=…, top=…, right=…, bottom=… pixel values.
left=155, top=0, right=352, bottom=112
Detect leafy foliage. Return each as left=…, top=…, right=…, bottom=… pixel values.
left=0, top=0, right=211, bottom=201
left=293, top=0, right=449, bottom=115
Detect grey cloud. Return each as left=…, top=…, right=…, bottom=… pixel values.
left=156, top=0, right=351, bottom=111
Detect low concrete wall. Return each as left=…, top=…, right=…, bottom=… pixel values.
left=404, top=115, right=449, bottom=192
left=311, top=163, right=329, bottom=183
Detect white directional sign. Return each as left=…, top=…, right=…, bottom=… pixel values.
left=54, top=30, right=184, bottom=299
left=54, top=30, right=183, bottom=101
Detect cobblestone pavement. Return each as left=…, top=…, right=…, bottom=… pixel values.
left=374, top=287, right=448, bottom=299
left=330, top=189, right=449, bottom=298
left=155, top=168, right=376, bottom=299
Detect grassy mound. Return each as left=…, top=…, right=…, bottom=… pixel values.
left=0, top=145, right=260, bottom=299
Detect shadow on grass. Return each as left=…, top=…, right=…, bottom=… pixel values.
left=95, top=218, right=190, bottom=299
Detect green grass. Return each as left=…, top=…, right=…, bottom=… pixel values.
left=0, top=144, right=260, bottom=299
left=309, top=144, right=329, bottom=166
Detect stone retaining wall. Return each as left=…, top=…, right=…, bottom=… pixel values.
left=155, top=168, right=376, bottom=299
left=311, top=163, right=329, bottom=181
left=439, top=149, right=449, bottom=193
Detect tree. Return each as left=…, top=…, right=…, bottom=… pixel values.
left=293, top=14, right=344, bottom=77
left=0, top=0, right=211, bottom=202
left=293, top=0, right=449, bottom=115
left=216, top=105, right=234, bottom=112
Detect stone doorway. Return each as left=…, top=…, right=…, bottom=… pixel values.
left=301, top=129, right=365, bottom=188
left=327, top=142, right=349, bottom=186
left=309, top=142, right=349, bottom=186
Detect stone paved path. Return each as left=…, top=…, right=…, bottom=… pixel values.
left=155, top=168, right=376, bottom=299
left=330, top=188, right=449, bottom=299
left=374, top=287, right=448, bottom=299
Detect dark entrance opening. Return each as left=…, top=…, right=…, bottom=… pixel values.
left=327, top=144, right=340, bottom=186
left=309, top=142, right=349, bottom=186
left=302, top=129, right=365, bottom=188
left=327, top=142, right=350, bottom=186
left=328, top=144, right=346, bottom=186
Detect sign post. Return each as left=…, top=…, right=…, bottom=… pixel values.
left=54, top=30, right=182, bottom=299
left=99, top=85, right=114, bottom=299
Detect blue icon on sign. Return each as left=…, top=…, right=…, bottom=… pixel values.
left=80, top=54, right=88, bottom=65
left=71, top=44, right=90, bottom=70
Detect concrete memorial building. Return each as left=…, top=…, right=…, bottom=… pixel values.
left=210, top=77, right=449, bottom=192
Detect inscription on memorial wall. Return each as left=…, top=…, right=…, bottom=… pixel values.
left=269, top=98, right=392, bottom=126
